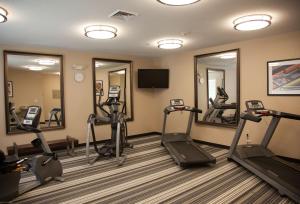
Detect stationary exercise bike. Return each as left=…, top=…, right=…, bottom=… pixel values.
left=0, top=106, right=63, bottom=202
left=86, top=86, right=133, bottom=166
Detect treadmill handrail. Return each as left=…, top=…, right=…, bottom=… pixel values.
left=240, top=113, right=262, bottom=122
left=213, top=103, right=237, bottom=110
left=269, top=110, right=300, bottom=120
left=250, top=110, right=300, bottom=121
left=164, top=106, right=202, bottom=114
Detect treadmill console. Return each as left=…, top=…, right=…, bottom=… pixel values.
left=170, top=99, right=185, bottom=110
left=246, top=100, right=265, bottom=111
left=22, top=106, right=41, bottom=128
left=245, top=100, right=270, bottom=115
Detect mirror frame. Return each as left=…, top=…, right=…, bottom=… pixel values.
left=194, top=48, right=240, bottom=128
left=92, top=58, right=134, bottom=125
left=3, top=50, right=65, bottom=134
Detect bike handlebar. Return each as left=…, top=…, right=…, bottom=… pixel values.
left=17, top=125, right=41, bottom=133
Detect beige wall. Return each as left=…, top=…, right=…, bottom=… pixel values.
left=42, top=74, right=61, bottom=119
left=0, top=45, right=158, bottom=153
left=7, top=69, right=46, bottom=121
left=156, top=31, right=300, bottom=159
left=7, top=69, right=61, bottom=122
left=1, top=31, right=299, bottom=160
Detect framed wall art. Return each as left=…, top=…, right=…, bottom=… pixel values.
left=267, top=58, right=300, bottom=96
left=95, top=80, right=104, bottom=96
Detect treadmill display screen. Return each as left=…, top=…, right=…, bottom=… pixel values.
left=246, top=100, right=265, bottom=110
left=170, top=99, right=184, bottom=107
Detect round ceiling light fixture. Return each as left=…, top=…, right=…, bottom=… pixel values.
left=34, top=59, right=57, bottom=65
left=85, top=25, right=117, bottom=39
left=157, top=0, right=200, bottom=6
left=24, top=65, right=47, bottom=71
left=233, top=14, right=272, bottom=31
left=157, top=39, right=183, bottom=49
left=0, top=7, right=8, bottom=23
left=218, top=52, right=236, bottom=59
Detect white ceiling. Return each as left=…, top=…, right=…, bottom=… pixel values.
left=0, top=0, right=299, bottom=57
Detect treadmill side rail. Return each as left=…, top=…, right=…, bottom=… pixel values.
left=228, top=100, right=300, bottom=203
left=230, top=154, right=300, bottom=203
left=161, top=102, right=216, bottom=168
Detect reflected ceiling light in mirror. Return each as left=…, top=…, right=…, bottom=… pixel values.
left=85, top=25, right=117, bottom=39
left=218, top=52, right=236, bottom=59
left=34, top=59, right=57, bottom=65
left=157, top=0, right=200, bottom=6
left=116, top=70, right=125, bottom=75
left=233, top=14, right=272, bottom=31
left=24, top=65, right=47, bottom=71
left=0, top=7, right=8, bottom=23
left=54, top=72, right=60, bottom=75
left=158, top=39, right=183, bottom=49
left=95, top=62, right=104, bottom=67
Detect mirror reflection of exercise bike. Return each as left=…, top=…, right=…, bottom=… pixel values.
left=0, top=106, right=63, bottom=202
left=86, top=85, right=133, bottom=166
left=203, top=87, right=237, bottom=124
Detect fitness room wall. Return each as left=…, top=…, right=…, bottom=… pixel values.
left=0, top=1, right=300, bottom=203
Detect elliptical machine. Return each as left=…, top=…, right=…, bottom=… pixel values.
left=0, top=106, right=63, bottom=202
left=86, top=86, right=133, bottom=166
left=203, top=87, right=237, bottom=124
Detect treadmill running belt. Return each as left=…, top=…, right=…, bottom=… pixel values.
left=248, top=157, right=300, bottom=190
left=170, top=141, right=209, bottom=162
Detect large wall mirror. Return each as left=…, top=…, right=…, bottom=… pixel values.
left=4, top=51, right=64, bottom=134
left=194, top=49, right=240, bottom=127
left=92, top=58, right=133, bottom=124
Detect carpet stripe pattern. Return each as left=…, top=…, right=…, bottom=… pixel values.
left=13, top=135, right=295, bottom=204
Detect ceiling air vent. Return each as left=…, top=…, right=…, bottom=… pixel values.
left=109, top=10, right=138, bottom=21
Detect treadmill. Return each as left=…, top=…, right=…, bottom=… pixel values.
left=162, top=99, right=216, bottom=167
left=228, top=100, right=300, bottom=202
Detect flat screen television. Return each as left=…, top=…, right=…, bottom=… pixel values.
left=138, top=69, right=169, bottom=88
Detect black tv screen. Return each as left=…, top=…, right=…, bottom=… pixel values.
left=138, top=69, right=169, bottom=88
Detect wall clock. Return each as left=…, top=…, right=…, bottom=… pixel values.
left=74, top=71, right=85, bottom=83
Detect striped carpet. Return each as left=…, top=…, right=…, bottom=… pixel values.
left=13, top=135, right=295, bottom=204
